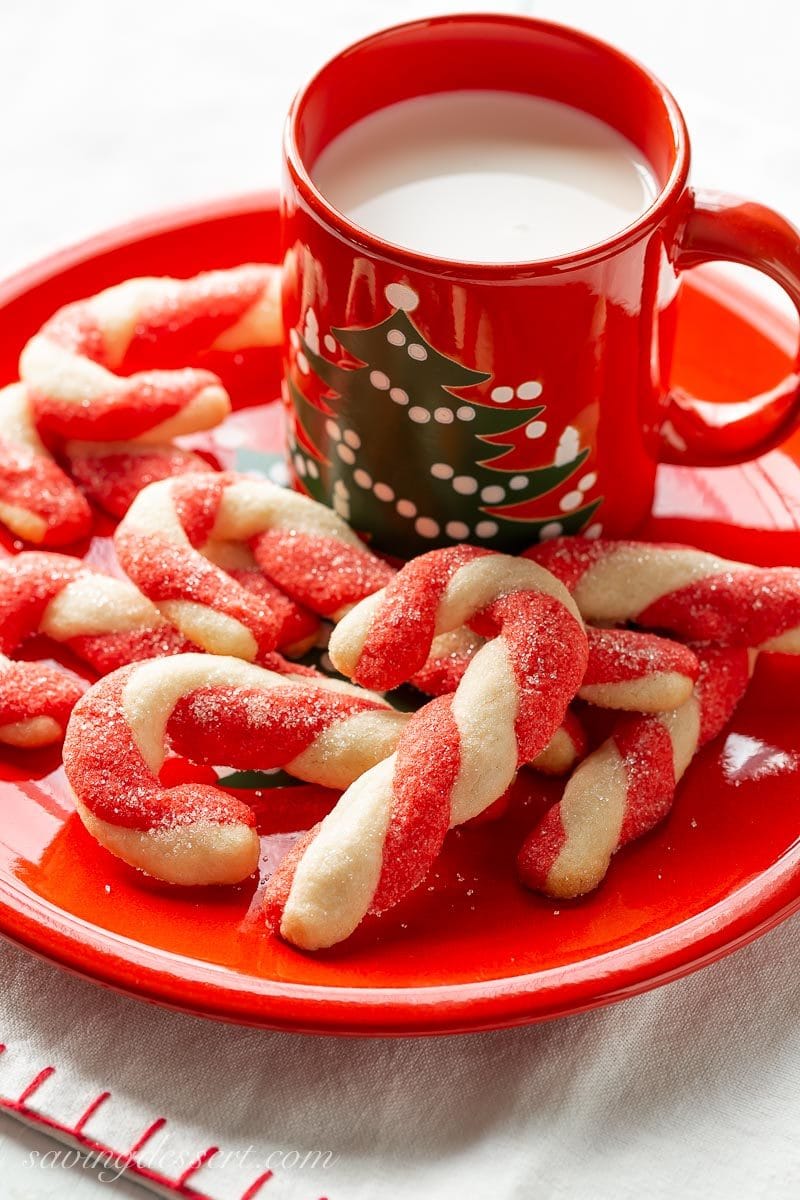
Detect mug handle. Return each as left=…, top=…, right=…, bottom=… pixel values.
left=659, top=188, right=800, bottom=465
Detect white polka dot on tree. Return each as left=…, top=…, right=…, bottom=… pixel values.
left=415, top=516, right=440, bottom=538
left=384, top=283, right=419, bottom=311
left=453, top=476, right=478, bottom=495
left=516, top=380, right=543, bottom=400
left=559, top=490, right=583, bottom=512
left=475, top=521, right=498, bottom=538
left=446, top=521, right=469, bottom=539
left=539, top=522, right=564, bottom=540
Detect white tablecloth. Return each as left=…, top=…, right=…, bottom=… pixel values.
left=2, top=1, right=799, bottom=1196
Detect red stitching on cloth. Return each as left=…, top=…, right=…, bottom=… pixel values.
left=239, top=1170, right=274, bottom=1199
left=17, top=1066, right=55, bottom=1104
left=0, top=1050, right=303, bottom=1198
left=177, top=1145, right=218, bottom=1185
left=74, top=1090, right=110, bottom=1133
left=128, top=1115, right=167, bottom=1156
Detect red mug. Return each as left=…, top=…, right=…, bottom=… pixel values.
left=280, top=13, right=800, bottom=558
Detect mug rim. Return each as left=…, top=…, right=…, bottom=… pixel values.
left=283, top=12, right=691, bottom=280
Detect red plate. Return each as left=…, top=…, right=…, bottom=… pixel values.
left=2, top=193, right=800, bottom=1037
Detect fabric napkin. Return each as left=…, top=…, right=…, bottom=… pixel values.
left=2, top=915, right=800, bottom=1200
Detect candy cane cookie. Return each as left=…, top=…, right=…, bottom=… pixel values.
left=114, top=471, right=394, bottom=660
left=0, top=654, right=85, bottom=748
left=20, top=264, right=281, bottom=442
left=0, top=551, right=199, bottom=676
left=528, top=538, right=800, bottom=651
left=518, top=645, right=754, bottom=899
left=0, top=383, right=92, bottom=545
left=264, top=545, right=588, bottom=950
left=63, top=654, right=408, bottom=884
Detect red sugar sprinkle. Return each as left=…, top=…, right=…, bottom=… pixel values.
left=262, top=825, right=319, bottom=931
left=170, top=473, right=227, bottom=547
left=116, top=530, right=313, bottom=657
left=168, top=685, right=388, bottom=770
left=0, top=552, right=83, bottom=655
left=481, top=590, right=587, bottom=764
left=523, top=537, right=609, bottom=590
left=120, top=265, right=272, bottom=370
left=42, top=306, right=106, bottom=362
left=517, top=802, right=568, bottom=890
left=694, top=645, right=753, bottom=745
left=63, top=668, right=256, bottom=830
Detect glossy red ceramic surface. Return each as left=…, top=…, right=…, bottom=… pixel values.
left=2, top=194, right=800, bottom=1036
left=282, top=15, right=800, bottom=553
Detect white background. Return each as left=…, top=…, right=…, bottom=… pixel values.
left=1, top=1, right=799, bottom=1196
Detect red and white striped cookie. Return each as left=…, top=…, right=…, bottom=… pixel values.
left=20, top=264, right=281, bottom=442
left=0, top=550, right=200, bottom=673
left=0, top=550, right=207, bottom=747
left=518, top=645, right=754, bottom=899
left=63, top=654, right=408, bottom=884
left=114, top=471, right=394, bottom=660
left=419, top=623, right=699, bottom=714
left=529, top=538, right=800, bottom=651
left=264, top=545, right=588, bottom=950
left=0, top=383, right=92, bottom=546
left=0, top=653, right=86, bottom=748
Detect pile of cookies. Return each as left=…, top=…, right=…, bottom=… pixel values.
left=1, top=264, right=796, bottom=952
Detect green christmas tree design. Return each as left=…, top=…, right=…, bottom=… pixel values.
left=287, top=283, right=601, bottom=557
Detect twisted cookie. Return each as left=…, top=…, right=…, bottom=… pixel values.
left=63, top=654, right=407, bottom=884
left=529, top=538, right=800, bottom=651
left=20, top=264, right=281, bottom=441
left=264, top=546, right=587, bottom=950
